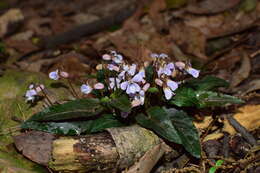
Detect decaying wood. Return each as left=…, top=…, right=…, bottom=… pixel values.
left=14, top=125, right=174, bottom=172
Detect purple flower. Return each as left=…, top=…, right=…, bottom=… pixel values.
left=163, top=87, right=174, bottom=100
left=109, top=77, right=121, bottom=89
left=49, top=70, right=59, bottom=80
left=186, top=67, right=200, bottom=78
left=120, top=81, right=141, bottom=95
left=81, top=84, right=92, bottom=94
left=166, top=79, right=178, bottom=91
left=25, top=89, right=37, bottom=102
left=163, top=80, right=178, bottom=100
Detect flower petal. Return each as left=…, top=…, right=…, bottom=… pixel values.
left=102, top=54, right=111, bottom=60
left=155, top=78, right=163, bottom=86
left=49, top=70, right=59, bottom=80
left=167, top=80, right=178, bottom=91
left=163, top=87, right=173, bottom=100
left=186, top=67, right=200, bottom=78
left=142, top=83, right=150, bottom=91
left=81, top=84, right=92, bottom=94
left=94, top=83, right=104, bottom=90
left=175, top=62, right=185, bottom=70
left=120, top=81, right=129, bottom=90
left=150, top=53, right=159, bottom=58
left=132, top=73, right=143, bottom=82
left=128, top=64, right=137, bottom=76
left=159, top=53, right=168, bottom=59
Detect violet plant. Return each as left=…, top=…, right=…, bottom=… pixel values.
left=21, top=51, right=243, bottom=158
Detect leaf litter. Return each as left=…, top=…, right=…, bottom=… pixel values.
left=0, top=0, right=259, bottom=172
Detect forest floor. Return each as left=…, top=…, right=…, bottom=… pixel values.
left=0, top=0, right=259, bottom=172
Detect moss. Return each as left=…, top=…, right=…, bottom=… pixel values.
left=0, top=70, right=72, bottom=172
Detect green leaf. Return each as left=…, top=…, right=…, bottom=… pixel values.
left=170, top=87, right=198, bottom=107
left=21, top=114, right=123, bottom=135
left=215, top=160, right=224, bottom=167
left=165, top=108, right=201, bottom=158
left=21, top=121, right=91, bottom=135
left=26, top=98, right=103, bottom=122
left=88, top=114, right=124, bottom=133
left=145, top=65, right=154, bottom=83
left=209, top=166, right=217, bottom=173
left=195, top=91, right=244, bottom=108
left=186, top=76, right=229, bottom=91
left=136, top=106, right=182, bottom=144
left=109, top=94, right=132, bottom=113
left=170, top=89, right=244, bottom=108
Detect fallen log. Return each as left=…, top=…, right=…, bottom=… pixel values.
left=14, top=125, right=176, bottom=172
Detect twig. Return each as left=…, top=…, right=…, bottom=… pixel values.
left=225, top=114, right=257, bottom=146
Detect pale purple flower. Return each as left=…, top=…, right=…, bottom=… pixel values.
left=150, top=53, right=159, bottom=59
left=102, top=54, right=111, bottom=61
left=120, top=81, right=141, bottom=95
left=131, top=90, right=145, bottom=107
left=60, top=71, right=69, bottom=78
left=166, top=79, right=178, bottom=91
left=94, top=83, right=104, bottom=90
left=163, top=87, right=174, bottom=100
left=109, top=78, right=121, bottom=89
left=186, top=67, right=200, bottom=78
left=25, top=89, right=37, bottom=102
left=112, top=54, right=123, bottom=64
left=132, top=73, right=143, bottom=83
left=81, top=84, right=92, bottom=94
left=118, top=71, right=126, bottom=80
left=175, top=61, right=185, bottom=70
left=107, top=64, right=120, bottom=72
left=49, top=70, right=59, bottom=80
left=35, top=84, right=45, bottom=92
left=159, top=53, right=168, bottom=59
left=128, top=64, right=137, bottom=76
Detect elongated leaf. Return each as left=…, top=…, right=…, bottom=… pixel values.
left=170, top=87, right=198, bottom=107
left=145, top=65, right=154, bottom=83
left=165, top=108, right=201, bottom=158
left=170, top=89, right=243, bottom=108
left=26, top=98, right=103, bottom=122
left=186, top=76, right=229, bottom=91
left=195, top=91, right=244, bottom=108
left=136, top=106, right=182, bottom=144
left=21, top=114, right=123, bottom=135
left=109, top=94, right=132, bottom=113
left=21, top=121, right=91, bottom=135
left=88, top=114, right=124, bottom=133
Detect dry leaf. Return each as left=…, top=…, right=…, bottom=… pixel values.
left=223, top=105, right=260, bottom=135
left=230, top=51, right=251, bottom=87
left=187, top=0, right=241, bottom=14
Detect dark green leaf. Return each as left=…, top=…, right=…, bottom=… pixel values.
left=195, top=91, right=244, bottom=108
left=186, top=76, right=229, bottom=91
left=26, top=98, right=103, bottom=122
left=97, top=69, right=106, bottom=83
left=21, top=121, right=91, bottom=135
left=165, top=108, right=201, bottom=158
left=136, top=106, right=182, bottom=144
left=88, top=114, right=124, bottom=133
left=109, top=94, right=131, bottom=113
left=21, top=114, right=123, bottom=135
left=145, top=65, right=154, bottom=83
left=170, top=87, right=198, bottom=107
left=170, top=89, right=243, bottom=108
